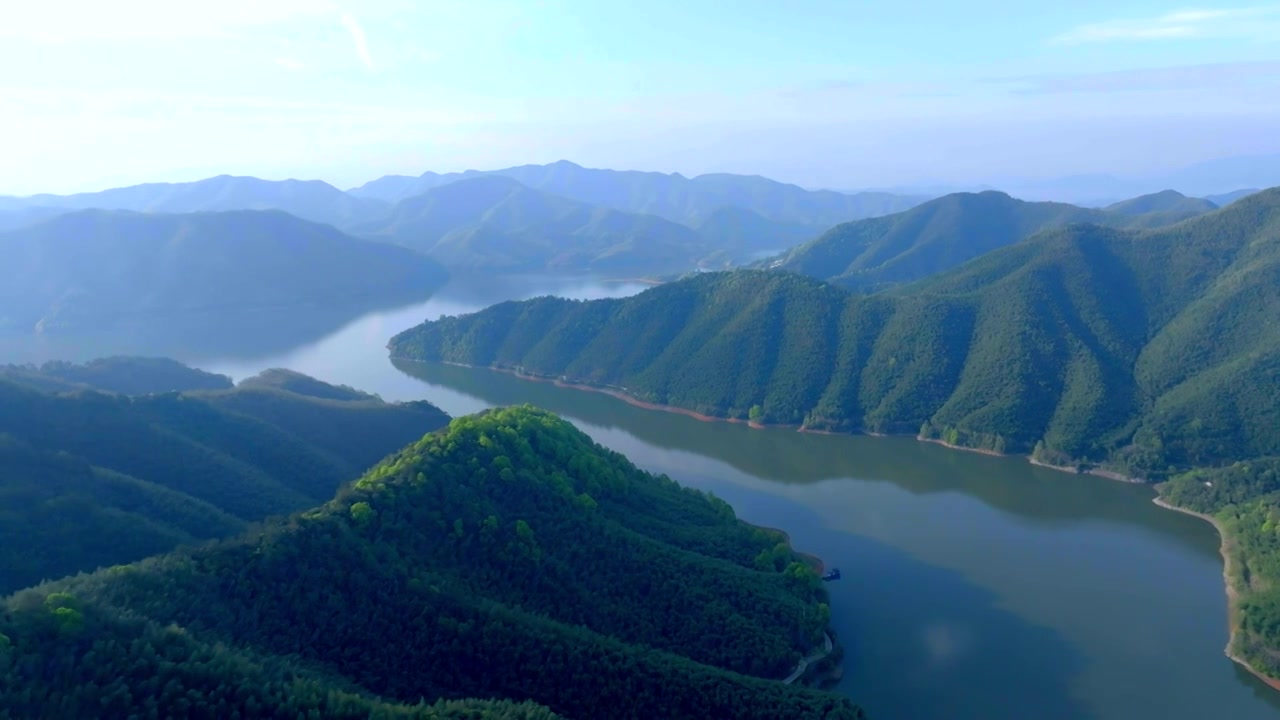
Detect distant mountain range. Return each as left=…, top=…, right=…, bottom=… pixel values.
left=348, top=159, right=926, bottom=229
left=4, top=174, right=389, bottom=228
left=0, top=161, right=934, bottom=276
left=883, top=154, right=1279, bottom=205
left=0, top=161, right=1266, bottom=281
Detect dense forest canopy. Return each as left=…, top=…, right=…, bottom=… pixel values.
left=0, top=359, right=449, bottom=594
left=1, top=407, right=861, bottom=719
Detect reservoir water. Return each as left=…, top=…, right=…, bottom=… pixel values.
left=12, top=276, right=1280, bottom=719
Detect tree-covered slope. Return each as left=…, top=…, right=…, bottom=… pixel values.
left=1158, top=459, right=1280, bottom=679
left=350, top=159, right=924, bottom=228
left=0, top=364, right=450, bottom=594
left=767, top=190, right=1219, bottom=291
left=355, top=175, right=709, bottom=274
left=0, top=209, right=448, bottom=334
left=391, top=188, right=1280, bottom=477
left=0, top=407, right=861, bottom=720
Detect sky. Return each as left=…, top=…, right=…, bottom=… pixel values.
left=2, top=0, right=1279, bottom=194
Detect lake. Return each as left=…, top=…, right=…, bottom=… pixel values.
left=16, top=275, right=1280, bottom=719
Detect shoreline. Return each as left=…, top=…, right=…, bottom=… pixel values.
left=746, top=523, right=826, bottom=575
left=397, top=358, right=1280, bottom=690
left=445, top=360, right=1147, bottom=482
left=439, top=361, right=804, bottom=429
left=1152, top=498, right=1280, bottom=692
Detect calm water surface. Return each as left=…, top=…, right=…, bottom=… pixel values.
left=12, top=276, right=1280, bottom=719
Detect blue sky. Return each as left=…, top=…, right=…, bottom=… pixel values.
left=2, top=0, right=1279, bottom=193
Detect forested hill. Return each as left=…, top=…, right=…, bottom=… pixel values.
left=1, top=407, right=862, bottom=720
left=0, top=209, right=447, bottom=335
left=767, top=190, right=1219, bottom=291
left=0, top=356, right=233, bottom=395
left=0, top=361, right=450, bottom=594
left=391, top=187, right=1280, bottom=479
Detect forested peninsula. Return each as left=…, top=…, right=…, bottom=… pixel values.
left=0, top=407, right=860, bottom=719
left=389, top=187, right=1280, bottom=683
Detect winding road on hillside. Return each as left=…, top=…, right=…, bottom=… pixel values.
left=783, top=632, right=834, bottom=685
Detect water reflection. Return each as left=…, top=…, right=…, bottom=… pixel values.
left=671, top=464, right=1089, bottom=720
left=390, top=359, right=1214, bottom=545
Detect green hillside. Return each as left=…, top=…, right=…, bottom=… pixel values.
left=0, top=407, right=861, bottom=719
left=391, top=187, right=1280, bottom=680
left=0, top=209, right=447, bottom=335
left=0, top=362, right=450, bottom=594
left=768, top=190, right=1218, bottom=290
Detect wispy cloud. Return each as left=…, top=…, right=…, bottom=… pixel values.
left=1005, top=61, right=1280, bottom=94
left=276, top=57, right=306, bottom=71
left=1052, top=6, right=1280, bottom=44
left=341, top=13, right=374, bottom=70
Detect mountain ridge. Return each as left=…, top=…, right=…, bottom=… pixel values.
left=349, top=159, right=927, bottom=229
left=767, top=189, right=1221, bottom=291
left=4, top=174, right=389, bottom=228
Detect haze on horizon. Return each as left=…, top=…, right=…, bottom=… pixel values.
left=2, top=0, right=1279, bottom=196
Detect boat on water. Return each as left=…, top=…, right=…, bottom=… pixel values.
left=821, top=568, right=841, bottom=582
